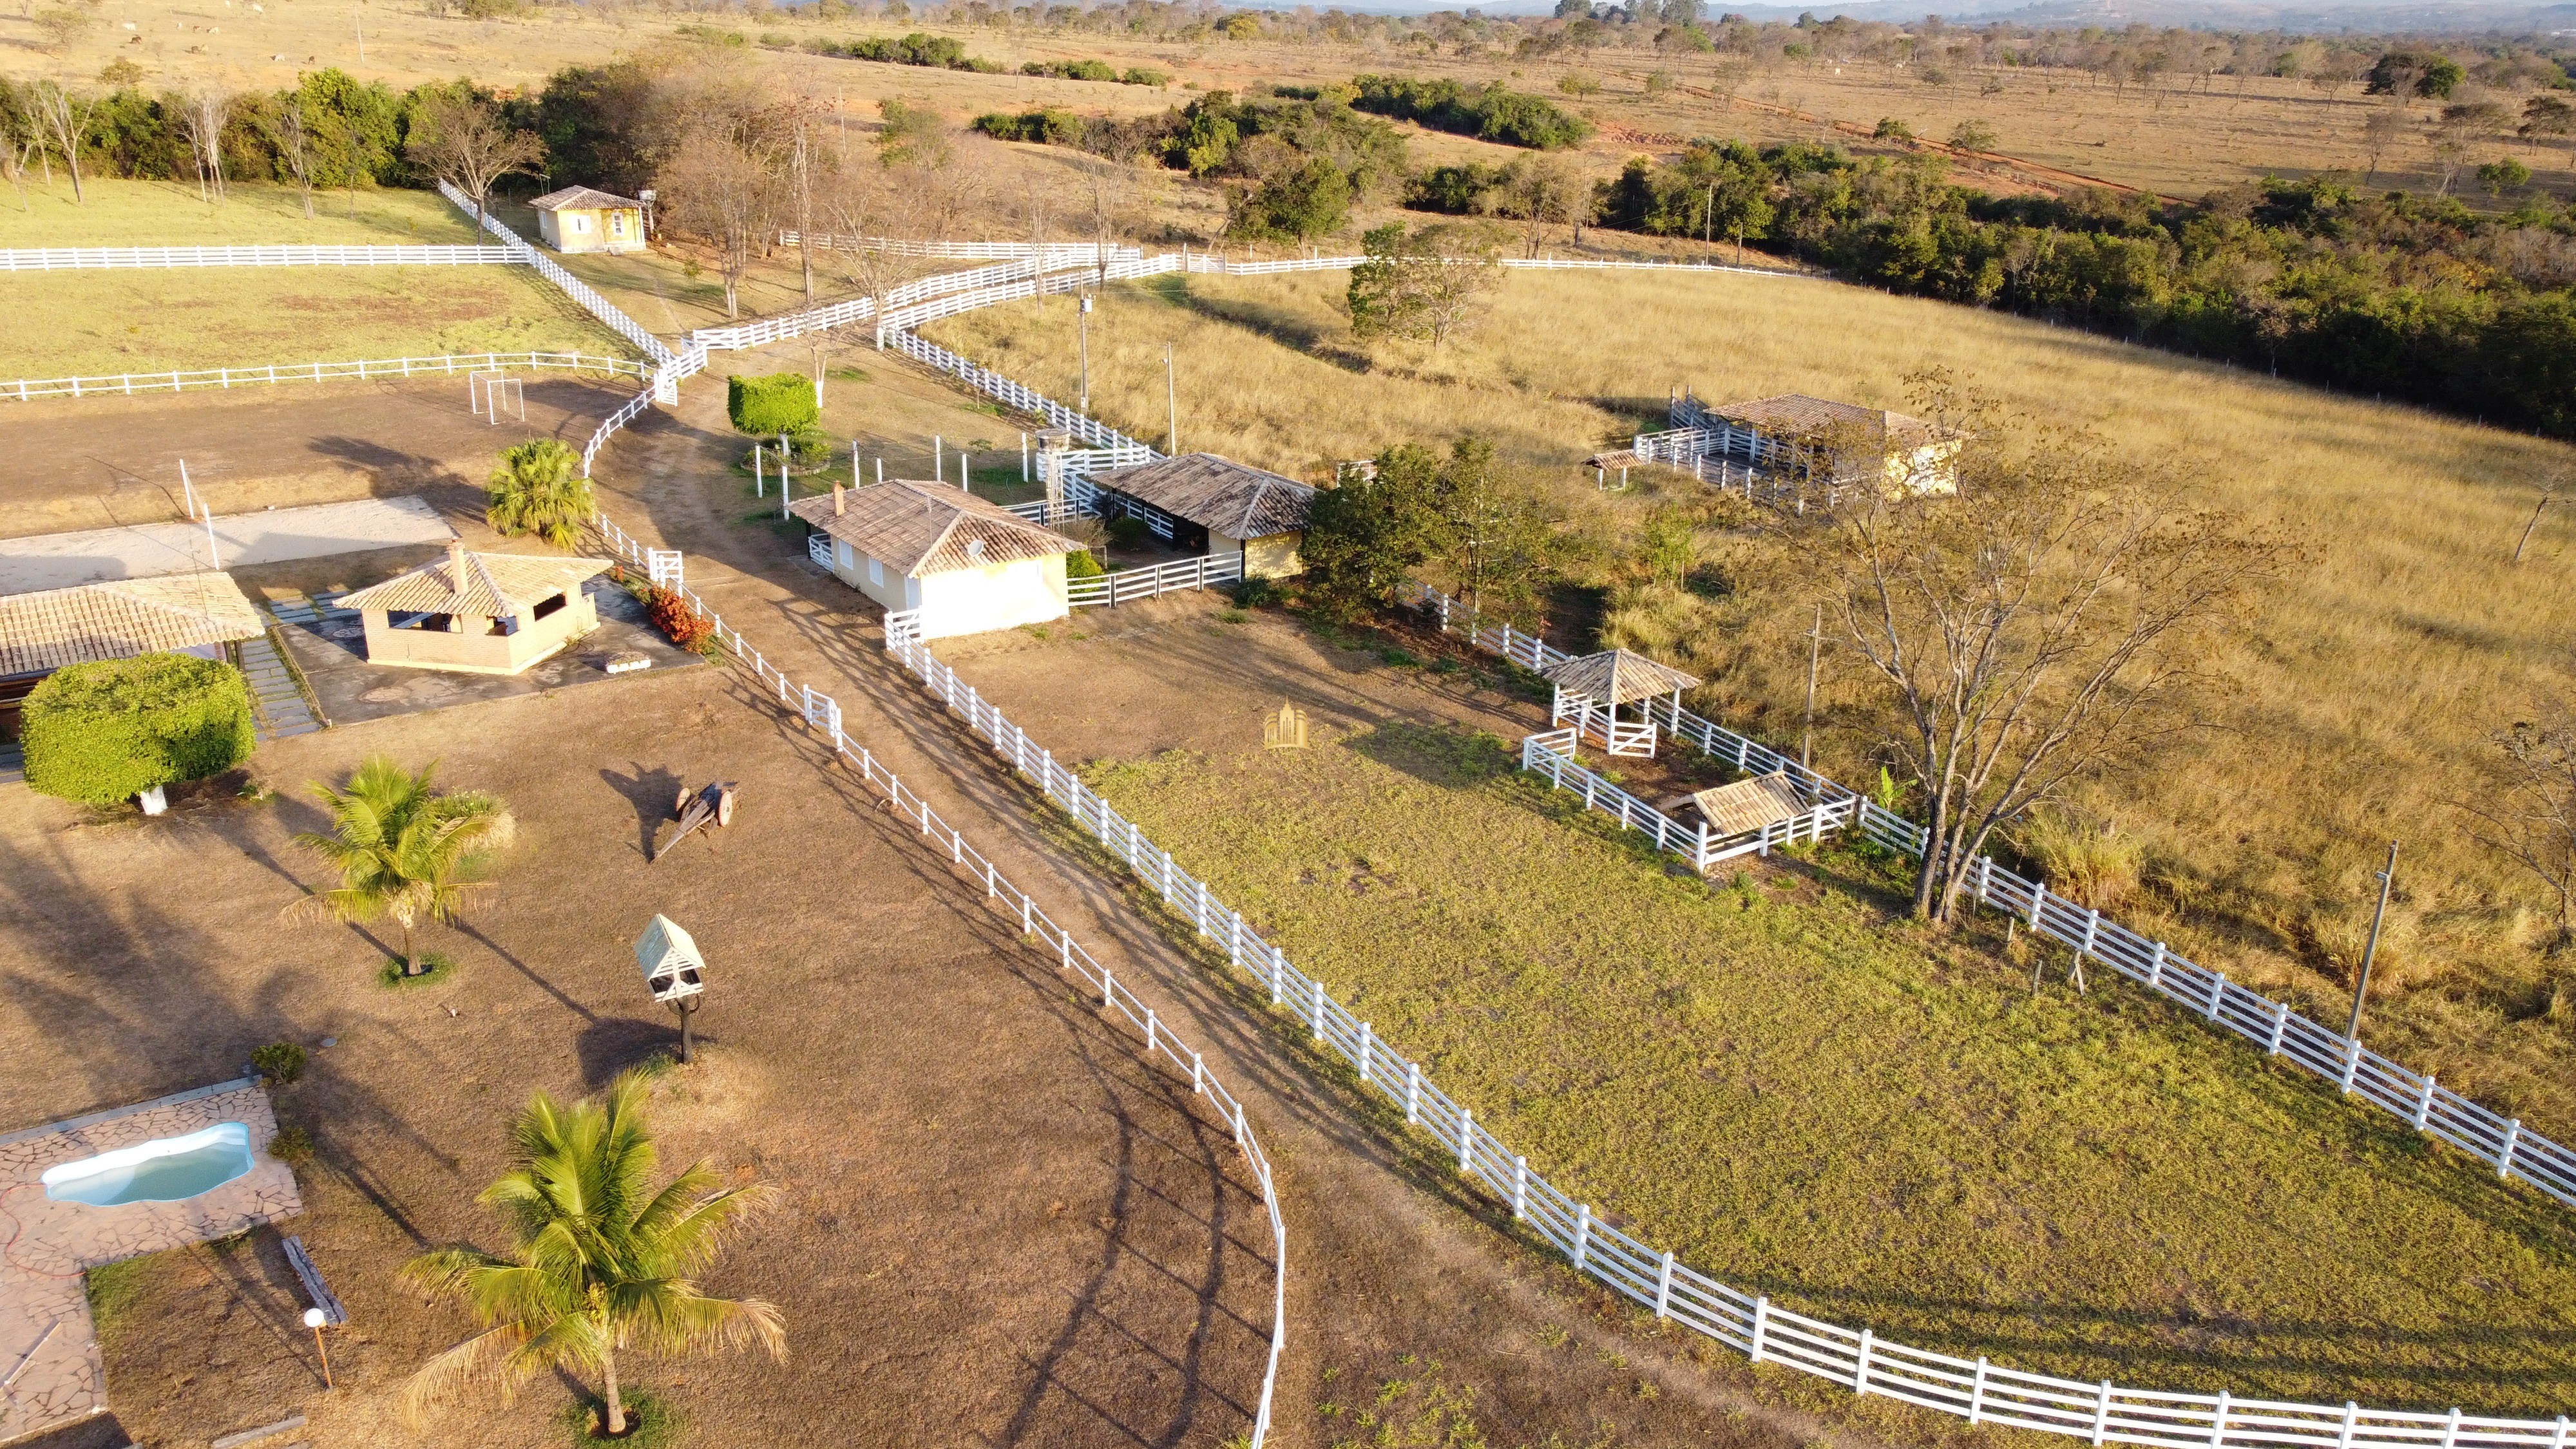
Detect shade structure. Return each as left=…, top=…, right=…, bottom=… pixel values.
left=1540, top=648, right=1701, bottom=707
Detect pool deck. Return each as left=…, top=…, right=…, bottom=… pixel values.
left=0, top=1079, right=301, bottom=1444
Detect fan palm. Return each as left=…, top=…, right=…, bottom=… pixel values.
left=289, top=755, right=514, bottom=976
left=486, top=438, right=594, bottom=551
left=399, top=1070, right=785, bottom=1434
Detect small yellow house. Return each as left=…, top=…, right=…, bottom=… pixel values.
left=529, top=185, right=647, bottom=255
left=334, top=544, right=610, bottom=676
left=1091, top=453, right=1316, bottom=579
left=790, top=480, right=1087, bottom=641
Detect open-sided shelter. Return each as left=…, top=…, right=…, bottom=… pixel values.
left=333, top=543, right=610, bottom=676
left=0, top=572, right=264, bottom=744
left=1701, top=394, right=1963, bottom=495
left=528, top=186, right=648, bottom=255
left=1089, top=453, right=1316, bottom=578
left=790, top=480, right=1086, bottom=640
left=1541, top=647, right=1701, bottom=757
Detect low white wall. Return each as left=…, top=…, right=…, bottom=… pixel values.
left=914, top=556, right=1068, bottom=639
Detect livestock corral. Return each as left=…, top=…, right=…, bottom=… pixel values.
left=0, top=169, right=2571, bottom=1449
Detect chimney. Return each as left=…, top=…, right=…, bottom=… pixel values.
left=833, top=483, right=846, bottom=516
left=447, top=538, right=466, bottom=578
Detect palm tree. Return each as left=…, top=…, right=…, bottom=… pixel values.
left=289, top=756, right=514, bottom=976
left=486, top=439, right=595, bottom=551
left=399, top=1070, right=785, bottom=1435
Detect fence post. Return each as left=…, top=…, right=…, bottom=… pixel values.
left=1572, top=1204, right=1591, bottom=1274
left=2211, top=1388, right=2231, bottom=1448
left=2148, top=940, right=2166, bottom=992
left=2499, top=1117, right=2523, bottom=1178
left=2207, top=970, right=2227, bottom=1022
left=1510, top=1155, right=1528, bottom=1218
left=1100, top=960, right=1112, bottom=1007
left=1968, top=1358, right=1989, bottom=1425
left=2340, top=1036, right=2363, bottom=1095
left=2092, top=1380, right=2114, bottom=1446
left=1749, top=1297, right=1770, bottom=1363
left=1404, top=1061, right=1421, bottom=1122
left=1269, top=945, right=1284, bottom=1005
left=2267, top=999, right=2290, bottom=1056
left=1359, top=1022, right=1373, bottom=1083
left=1310, top=974, right=1325, bottom=1041
left=1853, top=1327, right=1872, bottom=1393
left=1654, top=1251, right=1675, bottom=1320
left=1457, top=1108, right=1473, bottom=1172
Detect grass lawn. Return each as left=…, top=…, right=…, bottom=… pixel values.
left=1085, top=718, right=2576, bottom=1416
left=0, top=178, right=484, bottom=247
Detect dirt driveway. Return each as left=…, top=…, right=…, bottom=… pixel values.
left=568, top=347, right=1899, bottom=1449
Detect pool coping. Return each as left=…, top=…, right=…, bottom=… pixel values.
left=0, top=1077, right=256, bottom=1153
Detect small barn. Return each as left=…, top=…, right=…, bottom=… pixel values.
left=0, top=572, right=265, bottom=745
left=528, top=185, right=648, bottom=255
left=790, top=480, right=1085, bottom=641
left=1701, top=394, right=1963, bottom=495
left=1089, top=453, right=1315, bottom=579
left=333, top=544, right=610, bottom=676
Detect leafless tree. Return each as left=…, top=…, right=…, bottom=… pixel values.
left=790, top=104, right=817, bottom=304
left=177, top=90, right=231, bottom=205
left=2460, top=697, right=2576, bottom=952
left=1492, top=153, right=1581, bottom=259
left=1776, top=372, right=2292, bottom=922
left=31, top=82, right=100, bottom=204
left=656, top=122, right=785, bottom=318
left=267, top=95, right=322, bottom=220
left=404, top=91, right=546, bottom=234
left=2523, top=93, right=2576, bottom=180
left=2361, top=106, right=2407, bottom=185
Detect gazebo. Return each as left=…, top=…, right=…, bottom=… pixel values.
left=1540, top=648, right=1701, bottom=757
left=333, top=543, right=611, bottom=676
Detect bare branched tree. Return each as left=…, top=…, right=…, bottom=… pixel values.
left=405, top=91, right=547, bottom=234
left=31, top=81, right=100, bottom=204
left=267, top=95, right=322, bottom=220
left=1778, top=373, right=2293, bottom=922
left=2460, top=698, right=2576, bottom=952
left=656, top=121, right=785, bottom=319
left=1492, top=153, right=1581, bottom=259
left=177, top=90, right=231, bottom=205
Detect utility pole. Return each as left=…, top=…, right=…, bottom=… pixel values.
left=1800, top=602, right=1823, bottom=770
left=1078, top=292, right=1093, bottom=415
left=2346, top=840, right=2399, bottom=1041
left=1163, top=343, right=1178, bottom=456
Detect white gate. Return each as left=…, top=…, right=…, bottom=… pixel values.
left=884, top=609, right=924, bottom=650
left=801, top=686, right=842, bottom=747
left=645, top=549, right=683, bottom=589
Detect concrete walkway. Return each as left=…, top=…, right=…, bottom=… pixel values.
left=0, top=497, right=454, bottom=594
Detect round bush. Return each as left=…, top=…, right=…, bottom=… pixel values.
left=21, top=652, right=256, bottom=807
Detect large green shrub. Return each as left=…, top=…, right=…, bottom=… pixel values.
left=726, top=373, right=819, bottom=437
left=22, top=653, right=256, bottom=806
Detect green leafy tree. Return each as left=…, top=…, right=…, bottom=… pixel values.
left=485, top=439, right=593, bottom=550
left=1347, top=222, right=1505, bottom=348
left=2478, top=156, right=2533, bottom=198
left=289, top=757, right=515, bottom=977
left=1300, top=445, right=1443, bottom=623
left=726, top=373, right=819, bottom=437
left=2365, top=50, right=2465, bottom=99
left=399, top=1070, right=785, bottom=1436
left=1947, top=118, right=1999, bottom=155
left=1424, top=435, right=1563, bottom=625
left=21, top=654, right=254, bottom=807
left=1231, top=155, right=1351, bottom=240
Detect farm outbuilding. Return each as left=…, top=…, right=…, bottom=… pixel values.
left=1701, top=394, right=1963, bottom=496
left=528, top=185, right=648, bottom=255
left=1542, top=647, right=1701, bottom=757
left=1089, top=453, right=1316, bottom=578
left=790, top=480, right=1087, bottom=641
left=332, top=544, right=610, bottom=676
left=0, top=572, right=264, bottom=744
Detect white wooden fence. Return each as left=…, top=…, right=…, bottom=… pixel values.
left=3, top=350, right=649, bottom=403
left=1067, top=551, right=1242, bottom=609
left=1418, top=582, right=2576, bottom=1211
left=778, top=232, right=1144, bottom=262
left=0, top=243, right=522, bottom=270
left=1517, top=725, right=1855, bottom=868
left=438, top=180, right=676, bottom=365
left=883, top=615, right=2576, bottom=1449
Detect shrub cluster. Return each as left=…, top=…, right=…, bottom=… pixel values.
left=1016, top=58, right=1168, bottom=85
left=21, top=653, right=256, bottom=808
left=726, top=373, right=819, bottom=438
left=642, top=586, right=715, bottom=656
left=1350, top=75, right=1595, bottom=150
left=810, top=32, right=1002, bottom=72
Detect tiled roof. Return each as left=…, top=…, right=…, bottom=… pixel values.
left=334, top=547, right=609, bottom=617
left=529, top=185, right=644, bottom=212
left=1690, top=772, right=1809, bottom=836
left=1706, top=394, right=1952, bottom=451
left=0, top=572, right=265, bottom=677
left=790, top=480, right=1083, bottom=577
left=1541, top=648, right=1701, bottom=706
left=1093, top=453, right=1315, bottom=540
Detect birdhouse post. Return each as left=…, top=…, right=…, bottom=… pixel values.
left=634, top=914, right=709, bottom=1063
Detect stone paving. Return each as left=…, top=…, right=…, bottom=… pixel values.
left=0, top=1080, right=301, bottom=1444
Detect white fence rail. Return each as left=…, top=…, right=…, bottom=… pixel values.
left=589, top=517, right=1287, bottom=1446
left=688, top=255, right=1076, bottom=352
left=886, top=618, right=2575, bottom=1449
left=0, top=243, right=522, bottom=271
left=1516, top=726, right=1853, bottom=869
left=3, top=350, right=650, bottom=403
left=1420, top=583, right=2576, bottom=1211
left=883, top=328, right=1158, bottom=456
left=1067, top=551, right=1242, bottom=609
left=779, top=232, right=1143, bottom=263
left=437, top=180, right=674, bottom=365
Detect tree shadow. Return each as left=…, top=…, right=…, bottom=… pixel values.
left=575, top=1016, right=685, bottom=1088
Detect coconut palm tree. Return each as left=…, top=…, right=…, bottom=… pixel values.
left=486, top=438, right=595, bottom=551
left=289, top=756, right=514, bottom=976
left=399, top=1070, right=785, bottom=1434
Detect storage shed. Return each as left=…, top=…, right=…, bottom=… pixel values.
left=1090, top=453, right=1315, bottom=578
left=333, top=544, right=610, bottom=676
left=0, top=571, right=264, bottom=744
left=528, top=185, right=648, bottom=255
left=1701, top=394, right=1963, bottom=496
left=790, top=480, right=1086, bottom=641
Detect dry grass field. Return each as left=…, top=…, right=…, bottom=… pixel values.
left=926, top=265, right=2576, bottom=1142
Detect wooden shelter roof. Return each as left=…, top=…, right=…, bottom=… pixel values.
left=1690, top=773, right=1809, bottom=836
left=530, top=185, right=644, bottom=212
left=0, top=571, right=264, bottom=677
left=1094, top=453, right=1316, bottom=539
left=789, top=480, right=1084, bottom=577
left=1706, top=393, right=1954, bottom=451
left=1540, top=648, right=1701, bottom=706
left=336, top=546, right=609, bottom=618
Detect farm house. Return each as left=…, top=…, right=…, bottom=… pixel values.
left=1698, top=394, right=1964, bottom=496
left=332, top=544, right=610, bottom=676
left=528, top=186, right=648, bottom=255
left=790, top=480, right=1087, bottom=640
left=1087, top=453, right=1316, bottom=579
left=0, top=572, right=265, bottom=745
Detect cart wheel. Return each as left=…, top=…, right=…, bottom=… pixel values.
left=674, top=786, right=691, bottom=820
left=716, top=790, right=736, bottom=829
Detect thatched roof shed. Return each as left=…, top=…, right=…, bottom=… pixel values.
left=1689, top=773, right=1809, bottom=836
left=1540, top=648, right=1700, bottom=706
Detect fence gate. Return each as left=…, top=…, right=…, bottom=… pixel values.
left=801, top=686, right=842, bottom=746
left=645, top=549, right=683, bottom=589
left=884, top=609, right=924, bottom=650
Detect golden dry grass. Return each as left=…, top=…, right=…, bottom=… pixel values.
left=926, top=263, right=2576, bottom=1137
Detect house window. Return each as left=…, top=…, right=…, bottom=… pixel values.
left=390, top=611, right=454, bottom=632
left=835, top=540, right=852, bottom=571
left=610, top=212, right=627, bottom=235
left=531, top=591, right=568, bottom=621
left=570, top=214, right=589, bottom=232
left=866, top=556, right=884, bottom=587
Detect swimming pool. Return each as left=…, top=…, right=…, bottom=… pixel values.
left=41, top=1122, right=255, bottom=1206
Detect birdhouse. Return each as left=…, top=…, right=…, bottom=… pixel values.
left=633, top=914, right=706, bottom=1004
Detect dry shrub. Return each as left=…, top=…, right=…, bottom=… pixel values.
left=2017, top=808, right=2145, bottom=911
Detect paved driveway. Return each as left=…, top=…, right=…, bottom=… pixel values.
left=0, top=497, right=454, bottom=594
